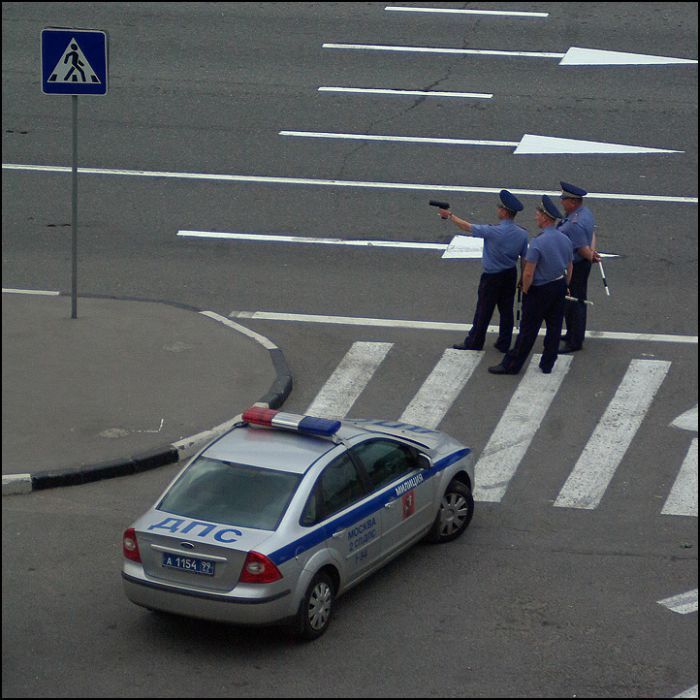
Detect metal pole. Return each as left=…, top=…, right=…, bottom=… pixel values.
left=71, top=95, right=78, bottom=318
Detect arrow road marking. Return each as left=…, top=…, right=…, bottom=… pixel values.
left=658, top=589, right=699, bottom=615
left=281, top=130, right=682, bottom=155
left=323, top=43, right=698, bottom=66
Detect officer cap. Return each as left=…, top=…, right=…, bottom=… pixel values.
left=499, top=189, right=524, bottom=213
left=560, top=181, right=588, bottom=199
left=538, top=195, right=563, bottom=221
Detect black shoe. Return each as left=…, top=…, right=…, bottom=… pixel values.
left=559, top=343, right=581, bottom=354
left=488, top=363, right=518, bottom=375
left=452, top=342, right=480, bottom=351
left=539, top=365, right=553, bottom=374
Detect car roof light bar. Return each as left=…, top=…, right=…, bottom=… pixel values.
left=242, top=407, right=341, bottom=438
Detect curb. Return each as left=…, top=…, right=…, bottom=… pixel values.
left=2, top=294, right=293, bottom=495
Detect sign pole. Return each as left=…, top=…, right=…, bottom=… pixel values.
left=71, top=94, right=78, bottom=318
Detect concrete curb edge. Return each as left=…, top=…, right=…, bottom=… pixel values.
left=2, top=293, right=293, bottom=495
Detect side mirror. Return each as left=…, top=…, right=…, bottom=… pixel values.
left=418, top=453, right=432, bottom=470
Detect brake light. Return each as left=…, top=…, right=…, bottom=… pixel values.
left=123, top=528, right=141, bottom=562
left=239, top=551, right=283, bottom=584
left=243, top=407, right=340, bottom=437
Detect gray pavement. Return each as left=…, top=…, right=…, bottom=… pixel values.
left=1, top=291, right=291, bottom=492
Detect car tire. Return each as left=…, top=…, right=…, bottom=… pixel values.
left=296, top=571, right=334, bottom=641
left=427, top=480, right=474, bottom=543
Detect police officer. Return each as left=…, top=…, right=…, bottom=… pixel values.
left=557, top=181, right=600, bottom=353
left=489, top=195, right=573, bottom=375
left=439, top=190, right=528, bottom=352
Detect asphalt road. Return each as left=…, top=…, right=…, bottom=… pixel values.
left=2, top=3, right=697, bottom=698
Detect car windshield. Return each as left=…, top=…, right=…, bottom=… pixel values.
left=158, top=457, right=302, bottom=531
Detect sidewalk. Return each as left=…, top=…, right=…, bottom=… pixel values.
left=1, top=292, right=291, bottom=493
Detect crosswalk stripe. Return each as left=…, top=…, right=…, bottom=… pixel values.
left=305, top=341, right=393, bottom=419
left=554, top=359, right=671, bottom=510
left=400, top=349, right=483, bottom=430
left=473, top=354, right=573, bottom=503
left=662, top=438, right=698, bottom=517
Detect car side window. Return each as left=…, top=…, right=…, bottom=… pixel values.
left=301, top=453, right=366, bottom=526
left=351, top=439, right=420, bottom=491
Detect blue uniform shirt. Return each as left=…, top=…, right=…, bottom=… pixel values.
left=526, top=226, right=574, bottom=286
left=471, top=220, right=529, bottom=274
left=557, top=205, right=595, bottom=263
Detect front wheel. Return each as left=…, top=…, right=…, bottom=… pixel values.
left=427, top=480, right=474, bottom=543
left=296, top=571, right=334, bottom=641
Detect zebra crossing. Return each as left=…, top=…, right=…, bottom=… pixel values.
left=302, top=341, right=697, bottom=518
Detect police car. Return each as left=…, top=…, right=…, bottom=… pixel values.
left=122, top=407, right=475, bottom=639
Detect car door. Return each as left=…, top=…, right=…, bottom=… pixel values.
left=349, top=439, right=436, bottom=561
left=301, top=452, right=383, bottom=587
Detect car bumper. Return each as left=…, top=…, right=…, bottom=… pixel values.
left=122, top=572, right=297, bottom=626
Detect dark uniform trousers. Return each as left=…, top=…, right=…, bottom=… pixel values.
left=463, top=267, right=518, bottom=351
left=563, top=259, right=592, bottom=349
left=501, top=278, right=567, bottom=374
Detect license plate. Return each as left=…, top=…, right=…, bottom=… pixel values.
left=162, top=553, right=216, bottom=576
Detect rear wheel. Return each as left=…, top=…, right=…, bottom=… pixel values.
left=428, top=480, right=474, bottom=543
left=297, top=571, right=334, bottom=640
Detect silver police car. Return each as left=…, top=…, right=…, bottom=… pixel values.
left=122, top=407, right=475, bottom=639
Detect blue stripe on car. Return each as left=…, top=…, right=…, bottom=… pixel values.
left=269, top=448, right=470, bottom=566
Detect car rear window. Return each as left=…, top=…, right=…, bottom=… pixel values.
left=158, top=457, right=302, bottom=531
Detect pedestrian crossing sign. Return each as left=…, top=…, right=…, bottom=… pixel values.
left=41, top=28, right=108, bottom=95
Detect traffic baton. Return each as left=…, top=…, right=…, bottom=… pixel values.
left=565, top=295, right=594, bottom=306
left=598, top=260, right=610, bottom=296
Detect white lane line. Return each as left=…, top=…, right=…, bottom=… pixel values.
left=199, top=311, right=279, bottom=351
left=658, top=589, right=699, bottom=615
left=229, top=311, right=699, bottom=345
left=675, top=685, right=698, bottom=699
left=385, top=7, right=549, bottom=18
left=662, top=438, right=698, bottom=517
left=3, top=163, right=697, bottom=204
left=473, top=354, right=573, bottom=503
left=400, top=349, right=483, bottom=430
left=322, top=43, right=566, bottom=59
left=305, top=342, right=393, bottom=419
left=554, top=360, right=671, bottom=510
left=281, top=131, right=515, bottom=146
left=178, top=230, right=446, bottom=251
left=2, top=288, right=60, bottom=296
left=318, top=86, right=493, bottom=99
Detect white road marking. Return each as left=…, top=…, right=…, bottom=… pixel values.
left=400, top=349, right=483, bottom=430
left=675, top=685, right=699, bottom=698
left=280, top=131, right=513, bottom=146
left=323, top=43, right=698, bottom=66
left=554, top=360, right=671, bottom=510
left=305, top=342, right=393, bottom=419
left=385, top=7, right=549, bottom=18
left=281, top=131, right=681, bottom=155
left=3, top=163, right=697, bottom=204
left=229, top=311, right=699, bottom=345
left=199, top=310, right=279, bottom=351
left=671, top=405, right=699, bottom=432
left=662, top=438, right=698, bottom=517
left=178, top=230, right=446, bottom=251
left=2, top=288, right=60, bottom=296
left=473, top=355, right=573, bottom=502
left=178, top=229, right=621, bottom=260
left=318, top=86, right=493, bottom=99
left=658, top=589, right=699, bottom=615
left=561, top=46, right=698, bottom=66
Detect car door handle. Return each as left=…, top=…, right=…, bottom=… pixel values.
left=332, top=529, right=346, bottom=539
left=384, top=500, right=396, bottom=509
